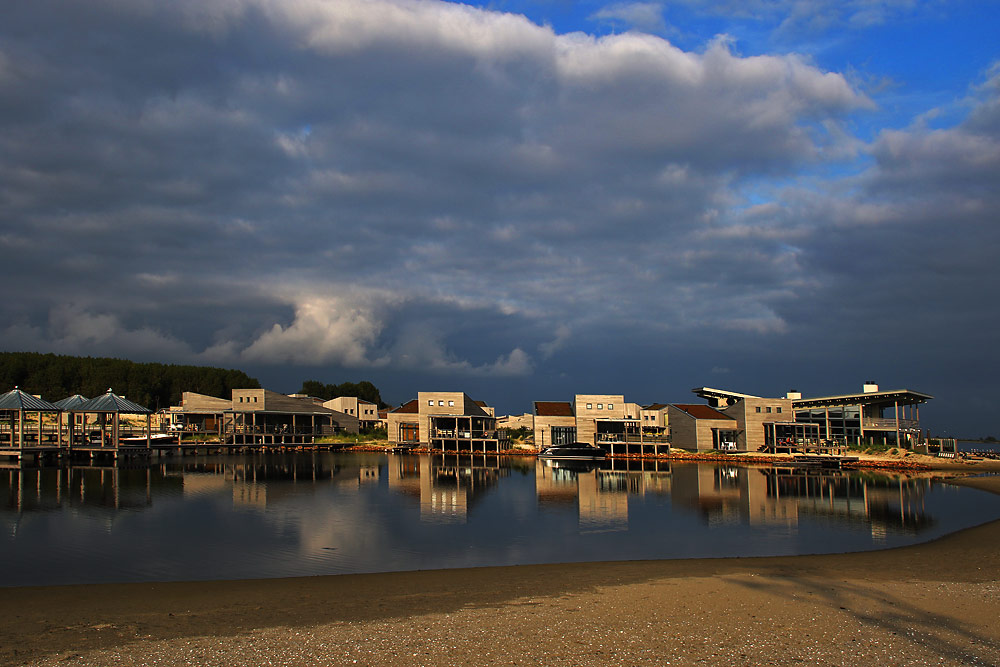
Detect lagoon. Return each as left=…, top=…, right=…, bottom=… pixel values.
left=2, top=452, right=999, bottom=587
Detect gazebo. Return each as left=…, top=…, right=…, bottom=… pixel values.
left=0, top=387, right=63, bottom=458
left=69, top=389, right=153, bottom=453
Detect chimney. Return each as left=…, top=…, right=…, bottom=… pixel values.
left=863, top=381, right=879, bottom=394
left=786, top=390, right=802, bottom=400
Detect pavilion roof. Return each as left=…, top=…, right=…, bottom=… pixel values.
left=74, top=389, right=151, bottom=413
left=0, top=388, right=61, bottom=412
left=54, top=394, right=89, bottom=410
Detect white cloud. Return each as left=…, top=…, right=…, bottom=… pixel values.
left=241, top=293, right=388, bottom=367
left=590, top=2, right=667, bottom=34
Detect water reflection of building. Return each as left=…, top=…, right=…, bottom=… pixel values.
left=0, top=464, right=180, bottom=512
left=670, top=464, right=798, bottom=526
left=167, top=453, right=379, bottom=508
left=386, top=454, right=505, bottom=523
left=669, top=463, right=931, bottom=533
left=535, top=460, right=672, bottom=532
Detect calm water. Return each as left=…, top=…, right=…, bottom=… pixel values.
left=2, top=452, right=999, bottom=587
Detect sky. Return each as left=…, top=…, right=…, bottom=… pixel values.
left=1, top=0, right=998, bottom=436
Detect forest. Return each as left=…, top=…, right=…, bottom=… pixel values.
left=298, top=380, right=388, bottom=408
left=0, top=351, right=261, bottom=411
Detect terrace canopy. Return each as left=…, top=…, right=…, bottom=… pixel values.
left=0, top=387, right=62, bottom=450
left=70, top=389, right=152, bottom=449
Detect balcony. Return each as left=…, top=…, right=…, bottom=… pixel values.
left=862, top=418, right=919, bottom=430
left=596, top=433, right=670, bottom=445
left=430, top=429, right=502, bottom=440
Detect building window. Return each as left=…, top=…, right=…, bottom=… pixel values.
left=253, top=396, right=258, bottom=402
left=608, top=404, right=614, bottom=410
left=550, top=426, right=577, bottom=445
left=766, top=407, right=772, bottom=413
left=755, top=406, right=761, bottom=413
left=428, top=400, right=434, bottom=406
left=438, top=400, right=444, bottom=406
left=776, top=407, right=782, bottom=414
left=448, top=400, right=454, bottom=407
left=586, top=403, right=592, bottom=409
left=597, top=404, right=603, bottom=409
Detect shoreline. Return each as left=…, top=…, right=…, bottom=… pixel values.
left=3, top=474, right=1000, bottom=666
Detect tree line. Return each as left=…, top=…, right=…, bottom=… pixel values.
left=298, top=380, right=388, bottom=408
left=0, top=351, right=261, bottom=410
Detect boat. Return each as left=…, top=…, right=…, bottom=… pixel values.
left=119, top=433, right=178, bottom=445
left=537, top=442, right=607, bottom=460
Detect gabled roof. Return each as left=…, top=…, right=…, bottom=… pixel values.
left=534, top=401, right=574, bottom=417
left=671, top=404, right=733, bottom=420
left=392, top=399, right=419, bottom=414
left=54, top=394, right=89, bottom=410
left=75, top=390, right=151, bottom=414
left=0, top=388, right=61, bottom=412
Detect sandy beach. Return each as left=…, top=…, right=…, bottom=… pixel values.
left=2, top=472, right=999, bottom=666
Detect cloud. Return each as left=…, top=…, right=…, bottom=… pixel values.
left=665, top=0, right=932, bottom=33
left=1, top=304, right=196, bottom=363
left=0, top=0, right=996, bottom=431
left=241, top=293, right=389, bottom=367
left=590, top=3, right=667, bottom=34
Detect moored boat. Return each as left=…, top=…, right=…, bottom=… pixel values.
left=537, top=442, right=607, bottom=460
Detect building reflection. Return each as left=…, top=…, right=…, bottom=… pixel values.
left=0, top=463, right=177, bottom=512
left=534, top=459, right=932, bottom=535
left=2, top=455, right=935, bottom=539
left=669, top=463, right=931, bottom=534
left=387, top=454, right=506, bottom=523
left=536, top=459, right=672, bottom=531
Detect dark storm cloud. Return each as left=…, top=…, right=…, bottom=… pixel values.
left=0, top=0, right=994, bottom=431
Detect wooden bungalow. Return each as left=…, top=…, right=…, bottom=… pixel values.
left=177, top=389, right=358, bottom=447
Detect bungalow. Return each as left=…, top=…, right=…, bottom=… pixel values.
left=386, top=392, right=506, bottom=452
left=533, top=395, right=670, bottom=455
left=323, top=396, right=380, bottom=430
left=666, top=404, right=738, bottom=452
left=177, top=388, right=358, bottom=445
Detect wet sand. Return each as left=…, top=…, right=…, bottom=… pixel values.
left=3, top=475, right=999, bottom=666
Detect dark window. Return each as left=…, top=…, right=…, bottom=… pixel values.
left=551, top=426, right=577, bottom=445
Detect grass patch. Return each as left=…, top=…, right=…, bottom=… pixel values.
left=316, top=431, right=388, bottom=445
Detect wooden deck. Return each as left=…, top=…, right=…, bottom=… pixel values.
left=0, top=446, right=64, bottom=462
left=791, top=454, right=860, bottom=469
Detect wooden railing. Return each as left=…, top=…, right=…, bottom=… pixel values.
left=862, top=418, right=918, bottom=430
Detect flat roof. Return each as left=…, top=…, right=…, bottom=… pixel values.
left=793, top=389, right=933, bottom=409
left=691, top=387, right=764, bottom=401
